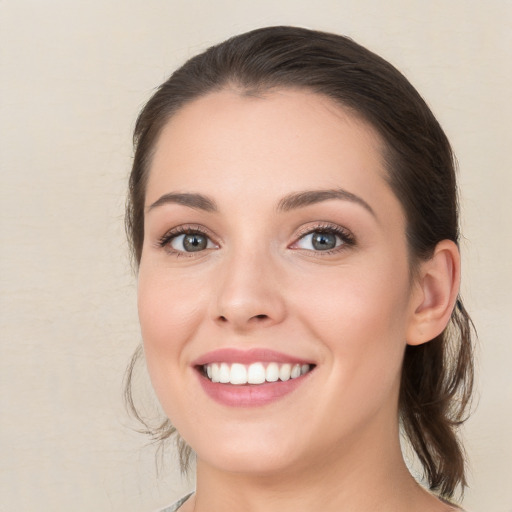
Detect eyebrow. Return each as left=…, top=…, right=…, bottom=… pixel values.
left=277, top=188, right=376, bottom=217
left=147, top=188, right=375, bottom=217
left=147, top=192, right=218, bottom=213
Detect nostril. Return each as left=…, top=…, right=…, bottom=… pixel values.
left=215, top=312, right=276, bottom=327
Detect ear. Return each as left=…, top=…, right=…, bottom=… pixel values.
left=406, top=240, right=460, bottom=346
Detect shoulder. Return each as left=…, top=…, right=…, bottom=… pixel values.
left=439, top=499, right=466, bottom=512
left=155, top=493, right=194, bottom=512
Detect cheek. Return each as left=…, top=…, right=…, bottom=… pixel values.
left=300, top=261, right=410, bottom=335
left=136, top=268, right=213, bottom=428
left=137, top=268, right=204, bottom=385
left=296, top=260, right=411, bottom=389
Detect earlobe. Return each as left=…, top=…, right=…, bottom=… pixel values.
left=407, top=240, right=460, bottom=346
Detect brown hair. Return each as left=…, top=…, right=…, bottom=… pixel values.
left=125, top=26, right=474, bottom=498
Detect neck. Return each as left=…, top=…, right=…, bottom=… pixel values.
left=189, top=417, right=443, bottom=512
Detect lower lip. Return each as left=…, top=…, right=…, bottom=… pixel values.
left=196, top=371, right=312, bottom=407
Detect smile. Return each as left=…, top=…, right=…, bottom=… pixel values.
left=202, top=362, right=312, bottom=385
left=193, top=348, right=316, bottom=407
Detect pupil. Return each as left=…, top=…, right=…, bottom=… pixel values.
left=312, top=232, right=336, bottom=251
left=183, top=234, right=207, bottom=252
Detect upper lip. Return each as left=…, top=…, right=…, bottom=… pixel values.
left=192, top=348, right=314, bottom=367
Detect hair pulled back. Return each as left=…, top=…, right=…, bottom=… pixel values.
left=125, top=26, right=474, bottom=499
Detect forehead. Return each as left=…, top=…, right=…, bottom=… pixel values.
left=146, top=89, right=392, bottom=211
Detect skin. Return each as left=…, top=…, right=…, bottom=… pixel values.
left=138, top=89, right=460, bottom=512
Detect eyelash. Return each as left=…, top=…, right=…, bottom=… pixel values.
left=157, top=224, right=217, bottom=257
left=292, top=223, right=356, bottom=256
left=157, top=222, right=356, bottom=256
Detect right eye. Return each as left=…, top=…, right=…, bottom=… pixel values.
left=170, top=232, right=215, bottom=252
left=158, top=226, right=218, bottom=255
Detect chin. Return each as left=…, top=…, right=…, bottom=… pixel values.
left=189, top=428, right=309, bottom=476
left=199, top=450, right=302, bottom=477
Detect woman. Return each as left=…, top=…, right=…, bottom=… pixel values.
left=125, top=26, right=474, bottom=512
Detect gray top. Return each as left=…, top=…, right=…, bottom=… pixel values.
left=158, top=493, right=194, bottom=512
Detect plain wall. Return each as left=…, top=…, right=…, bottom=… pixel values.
left=1, top=1, right=511, bottom=511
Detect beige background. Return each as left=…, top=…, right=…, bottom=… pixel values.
left=1, top=1, right=511, bottom=511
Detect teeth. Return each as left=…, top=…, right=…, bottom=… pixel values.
left=211, top=363, right=220, bottom=382
left=219, top=363, right=230, bottom=383
left=291, top=364, right=301, bottom=379
left=279, top=363, right=291, bottom=381
left=203, top=361, right=312, bottom=385
left=266, top=362, right=279, bottom=382
left=247, top=362, right=266, bottom=384
left=230, top=363, right=247, bottom=385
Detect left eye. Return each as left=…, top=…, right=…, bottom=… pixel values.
left=169, top=232, right=216, bottom=252
left=295, top=230, right=344, bottom=251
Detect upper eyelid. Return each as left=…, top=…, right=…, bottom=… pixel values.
left=294, top=222, right=354, bottom=238
left=160, top=224, right=216, bottom=238
left=158, top=224, right=220, bottom=248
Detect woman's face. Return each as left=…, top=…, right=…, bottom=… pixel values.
left=138, top=89, right=420, bottom=475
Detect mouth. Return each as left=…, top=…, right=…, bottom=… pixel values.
left=199, top=361, right=314, bottom=385
left=192, top=348, right=316, bottom=407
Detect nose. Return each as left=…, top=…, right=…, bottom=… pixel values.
left=211, top=246, right=286, bottom=332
